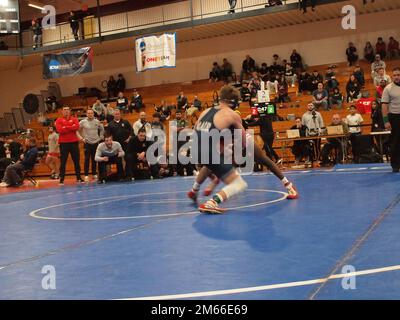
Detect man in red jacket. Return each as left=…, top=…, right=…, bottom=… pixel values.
left=55, top=106, right=83, bottom=184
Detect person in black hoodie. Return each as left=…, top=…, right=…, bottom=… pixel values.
left=290, top=117, right=310, bottom=165
left=0, top=138, right=38, bottom=187
left=126, top=129, right=158, bottom=180
left=69, top=11, right=79, bottom=41
left=371, top=100, right=389, bottom=158
left=107, top=76, right=117, bottom=98
left=116, top=74, right=126, bottom=93
left=106, top=109, right=133, bottom=156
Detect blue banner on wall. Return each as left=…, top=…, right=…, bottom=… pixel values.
left=43, top=47, right=94, bottom=79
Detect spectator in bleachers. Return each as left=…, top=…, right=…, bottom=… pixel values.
left=290, top=49, right=303, bottom=70
left=55, top=106, right=82, bottom=184
left=329, top=87, right=344, bottom=110
left=320, top=114, right=349, bottom=167
left=374, top=67, right=392, bottom=87
left=266, top=74, right=279, bottom=95
left=69, top=11, right=80, bottom=41
left=116, top=74, right=126, bottom=93
left=299, top=0, right=316, bottom=13
left=0, top=137, right=5, bottom=159
left=249, top=74, right=262, bottom=98
left=133, top=112, right=152, bottom=139
left=106, top=109, right=133, bottom=157
left=325, top=66, right=335, bottom=81
left=312, top=82, right=329, bottom=110
left=150, top=113, right=165, bottom=135
left=388, top=37, right=400, bottom=59
left=346, top=42, right=359, bottom=66
left=221, top=58, right=234, bottom=82
left=270, top=54, right=284, bottom=75
left=240, top=82, right=251, bottom=102
left=364, top=41, right=375, bottom=63
left=290, top=117, right=310, bottom=166
left=116, top=92, right=129, bottom=112
left=353, top=65, right=365, bottom=87
left=371, top=54, right=386, bottom=78
left=309, top=70, right=323, bottom=91
left=376, top=79, right=387, bottom=102
left=228, top=0, right=237, bottom=13
left=129, top=89, right=143, bottom=113
left=277, top=76, right=290, bottom=103
left=186, top=96, right=201, bottom=117
left=284, top=62, right=297, bottom=87
left=209, top=62, right=222, bottom=83
left=326, top=75, right=339, bottom=94
left=31, top=19, right=42, bottom=50
left=92, top=99, right=107, bottom=121
left=78, top=109, right=105, bottom=182
left=45, top=125, right=60, bottom=180
left=177, top=91, right=188, bottom=110
left=95, top=135, right=125, bottom=184
left=107, top=76, right=117, bottom=98
left=154, top=100, right=172, bottom=122
left=240, top=55, right=256, bottom=82
left=298, top=69, right=311, bottom=93
left=126, top=129, right=159, bottom=180
left=0, top=138, right=38, bottom=188
left=259, top=63, right=270, bottom=81
left=375, top=37, right=387, bottom=60
left=346, top=75, right=361, bottom=103
left=105, top=104, right=115, bottom=123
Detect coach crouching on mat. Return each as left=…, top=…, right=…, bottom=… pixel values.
left=95, top=135, right=125, bottom=184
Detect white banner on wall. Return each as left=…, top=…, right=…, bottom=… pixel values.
left=135, top=33, right=176, bottom=72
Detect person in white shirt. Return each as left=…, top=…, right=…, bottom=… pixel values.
left=133, top=112, right=152, bottom=139
left=371, top=54, right=386, bottom=78
left=346, top=105, right=364, bottom=134
left=373, top=67, right=392, bottom=87
left=346, top=105, right=364, bottom=163
left=45, top=125, right=60, bottom=179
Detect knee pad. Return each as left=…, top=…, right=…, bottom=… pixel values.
left=222, top=175, right=248, bottom=200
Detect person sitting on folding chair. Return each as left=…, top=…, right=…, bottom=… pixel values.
left=0, top=138, right=38, bottom=187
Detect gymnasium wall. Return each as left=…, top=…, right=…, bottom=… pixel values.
left=0, top=8, right=399, bottom=116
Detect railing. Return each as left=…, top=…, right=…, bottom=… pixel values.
left=0, top=0, right=297, bottom=50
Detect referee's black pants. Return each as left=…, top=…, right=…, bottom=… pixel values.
left=389, top=113, right=400, bottom=170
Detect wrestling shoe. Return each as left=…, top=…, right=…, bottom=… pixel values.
left=187, top=190, right=198, bottom=202
left=285, top=182, right=299, bottom=200
left=199, top=199, right=226, bottom=214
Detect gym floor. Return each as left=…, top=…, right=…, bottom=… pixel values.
left=0, top=163, right=399, bottom=300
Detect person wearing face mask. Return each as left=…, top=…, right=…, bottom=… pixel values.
left=382, top=67, right=400, bottom=172
left=320, top=114, right=349, bottom=166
